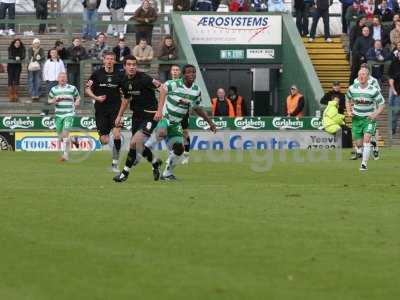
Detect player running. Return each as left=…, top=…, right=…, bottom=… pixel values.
left=346, top=68, right=385, bottom=171
left=48, top=72, right=80, bottom=162
left=351, top=65, right=381, bottom=160
left=145, top=64, right=217, bottom=180
left=165, top=64, right=191, bottom=164
left=85, top=51, right=124, bottom=172
left=112, top=55, right=163, bottom=183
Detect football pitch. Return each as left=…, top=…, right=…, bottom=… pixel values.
left=1, top=150, right=399, bottom=299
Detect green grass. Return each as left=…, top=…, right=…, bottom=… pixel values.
left=1, top=149, right=400, bottom=300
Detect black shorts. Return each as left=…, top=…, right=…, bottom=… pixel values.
left=181, top=113, right=189, bottom=130
left=132, top=111, right=158, bottom=136
left=95, top=108, right=119, bottom=136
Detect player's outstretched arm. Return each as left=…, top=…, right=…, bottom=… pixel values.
left=194, top=107, right=217, bottom=133
left=154, top=85, right=167, bottom=121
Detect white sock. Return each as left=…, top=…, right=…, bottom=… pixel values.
left=144, top=133, right=159, bottom=150
left=163, top=151, right=179, bottom=177
left=356, top=146, right=363, bottom=154
left=62, top=138, right=69, bottom=158
left=112, top=159, right=119, bottom=165
left=362, top=143, right=371, bottom=165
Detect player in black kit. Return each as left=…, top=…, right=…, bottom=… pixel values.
left=113, top=55, right=163, bottom=182
left=85, top=51, right=124, bottom=172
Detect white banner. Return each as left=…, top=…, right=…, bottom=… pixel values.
left=182, top=15, right=282, bottom=45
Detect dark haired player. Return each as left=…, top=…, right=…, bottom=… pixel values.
left=85, top=51, right=124, bottom=172
left=113, top=55, right=163, bottom=182
left=167, top=65, right=191, bottom=164
left=145, top=64, right=216, bottom=180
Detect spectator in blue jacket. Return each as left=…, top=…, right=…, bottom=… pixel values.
left=366, top=39, right=391, bottom=81
left=191, top=0, right=214, bottom=11
left=107, top=0, right=127, bottom=38
left=339, top=0, right=353, bottom=34
left=374, top=0, right=395, bottom=23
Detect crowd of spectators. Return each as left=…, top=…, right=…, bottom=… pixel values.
left=2, top=31, right=179, bottom=103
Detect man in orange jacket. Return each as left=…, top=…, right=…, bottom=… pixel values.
left=211, top=88, right=236, bottom=117
left=284, top=85, right=305, bottom=117
left=227, top=86, right=245, bottom=117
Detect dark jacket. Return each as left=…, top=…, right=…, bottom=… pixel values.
left=374, top=7, right=394, bottom=22
left=106, top=0, right=126, bottom=9
left=366, top=47, right=391, bottom=61
left=112, top=45, right=131, bottom=63
left=315, top=0, right=332, bottom=10
left=133, top=6, right=158, bottom=32
left=350, top=24, right=371, bottom=51
left=34, top=0, right=49, bottom=11
left=67, top=45, right=88, bottom=65
left=158, top=45, right=177, bottom=61
left=173, top=0, right=191, bottom=11
left=371, top=25, right=390, bottom=47
left=389, top=58, right=400, bottom=94
left=353, top=35, right=375, bottom=59
left=294, top=0, right=314, bottom=10
left=191, top=0, right=214, bottom=11
left=8, top=45, right=26, bottom=65
left=82, top=0, right=101, bottom=9
left=320, top=90, right=346, bottom=114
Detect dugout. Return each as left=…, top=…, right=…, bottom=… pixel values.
left=172, top=12, right=323, bottom=116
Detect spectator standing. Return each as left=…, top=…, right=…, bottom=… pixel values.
left=308, top=0, right=333, bottom=43
left=374, top=0, right=395, bottom=23
left=173, top=0, right=190, bottom=11
left=27, top=38, right=45, bottom=102
left=33, top=0, right=48, bottom=34
left=67, top=37, right=88, bottom=92
left=107, top=0, right=126, bottom=38
left=390, top=20, right=400, bottom=49
left=229, top=0, right=249, bottom=11
left=349, top=16, right=368, bottom=51
left=250, top=0, right=267, bottom=11
left=43, top=48, right=66, bottom=94
left=48, top=40, right=68, bottom=60
left=285, top=85, right=305, bottom=117
left=339, top=0, right=353, bottom=34
left=295, top=0, right=313, bottom=37
left=7, top=38, right=25, bottom=102
left=227, top=86, right=245, bottom=117
left=388, top=51, right=400, bottom=134
left=112, top=38, right=131, bottom=72
left=320, top=81, right=346, bottom=114
left=366, top=40, right=391, bottom=81
left=89, top=32, right=111, bottom=71
left=133, top=0, right=158, bottom=45
left=345, top=3, right=365, bottom=34
left=350, top=26, right=374, bottom=84
left=158, top=35, right=177, bottom=82
left=191, top=0, right=214, bottom=11
left=81, top=0, right=101, bottom=41
left=133, top=38, right=153, bottom=72
left=211, top=88, right=235, bottom=117
left=0, top=0, right=16, bottom=36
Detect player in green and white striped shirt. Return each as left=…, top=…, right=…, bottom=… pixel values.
left=48, top=72, right=80, bottom=162
left=145, top=64, right=216, bottom=180
left=346, top=68, right=385, bottom=171
left=352, top=66, right=382, bottom=160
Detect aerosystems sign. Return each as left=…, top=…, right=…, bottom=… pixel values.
left=182, top=15, right=282, bottom=45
